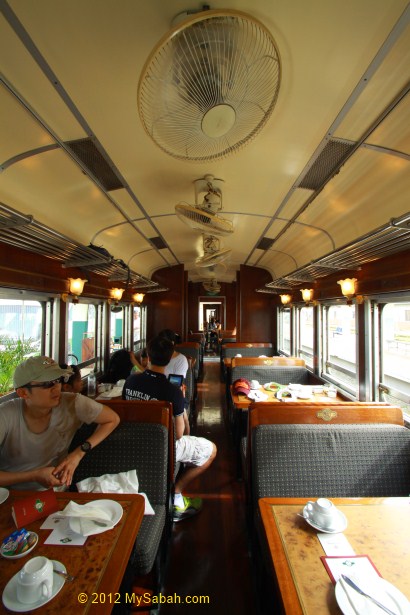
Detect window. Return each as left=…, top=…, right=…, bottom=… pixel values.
left=0, top=298, right=43, bottom=393
left=297, top=306, right=314, bottom=368
left=66, top=303, right=96, bottom=376
left=377, top=300, right=410, bottom=416
left=110, top=306, right=124, bottom=351
left=278, top=308, right=291, bottom=355
left=133, top=305, right=146, bottom=350
left=322, top=303, right=356, bottom=394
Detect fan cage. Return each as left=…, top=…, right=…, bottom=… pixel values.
left=175, top=203, right=233, bottom=235
left=138, top=9, right=281, bottom=162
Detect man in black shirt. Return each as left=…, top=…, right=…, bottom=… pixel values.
left=123, top=336, right=216, bottom=522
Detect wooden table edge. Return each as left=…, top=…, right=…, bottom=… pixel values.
left=87, top=494, right=145, bottom=614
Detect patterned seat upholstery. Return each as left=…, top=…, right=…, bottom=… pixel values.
left=222, top=345, right=273, bottom=381
left=70, top=421, right=169, bottom=576
left=252, top=423, right=410, bottom=500
left=177, top=343, right=202, bottom=380
left=231, top=365, right=310, bottom=387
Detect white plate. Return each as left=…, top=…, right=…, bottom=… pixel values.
left=335, top=576, right=410, bottom=615
left=0, top=488, right=9, bottom=505
left=2, top=559, right=66, bottom=612
left=302, top=505, right=347, bottom=533
left=263, top=382, right=282, bottom=392
left=1, top=533, right=38, bottom=560
left=68, top=499, right=123, bottom=536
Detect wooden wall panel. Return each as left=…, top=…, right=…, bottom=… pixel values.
left=238, top=265, right=274, bottom=342
left=148, top=264, right=185, bottom=339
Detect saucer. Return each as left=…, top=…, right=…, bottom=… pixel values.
left=0, top=488, right=9, bottom=505
left=2, top=559, right=66, bottom=612
left=336, top=576, right=410, bottom=614
left=1, top=533, right=38, bottom=559
left=302, top=505, right=347, bottom=533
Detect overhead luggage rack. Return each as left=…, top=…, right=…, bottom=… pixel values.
left=261, top=213, right=410, bottom=291
left=0, top=203, right=162, bottom=291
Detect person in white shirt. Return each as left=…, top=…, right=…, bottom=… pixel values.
left=0, top=356, right=119, bottom=490
left=158, top=330, right=189, bottom=379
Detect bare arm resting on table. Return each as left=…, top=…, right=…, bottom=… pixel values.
left=0, top=405, right=120, bottom=489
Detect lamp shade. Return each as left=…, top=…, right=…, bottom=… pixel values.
left=68, top=278, right=87, bottom=296
left=280, top=294, right=292, bottom=305
left=133, top=292, right=145, bottom=304
left=110, top=288, right=124, bottom=301
left=300, top=288, right=314, bottom=303
left=337, top=278, right=357, bottom=299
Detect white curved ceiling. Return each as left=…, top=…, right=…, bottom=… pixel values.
left=0, top=0, right=409, bottom=288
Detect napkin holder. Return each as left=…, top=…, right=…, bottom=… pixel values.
left=11, top=489, right=59, bottom=528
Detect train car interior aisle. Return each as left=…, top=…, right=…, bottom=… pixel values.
left=159, top=353, right=255, bottom=614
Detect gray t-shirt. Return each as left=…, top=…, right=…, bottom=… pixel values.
left=0, top=393, right=102, bottom=490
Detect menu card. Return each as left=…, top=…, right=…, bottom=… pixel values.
left=321, top=555, right=382, bottom=584
left=11, top=489, right=59, bottom=528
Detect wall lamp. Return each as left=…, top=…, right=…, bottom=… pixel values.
left=337, top=278, right=357, bottom=304
left=61, top=278, right=87, bottom=304
left=300, top=288, right=314, bottom=305
left=109, top=288, right=124, bottom=305
left=132, top=292, right=145, bottom=305
left=279, top=294, right=292, bottom=306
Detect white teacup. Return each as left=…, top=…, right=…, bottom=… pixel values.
left=305, top=498, right=338, bottom=529
left=16, top=556, right=53, bottom=604
left=250, top=380, right=260, bottom=390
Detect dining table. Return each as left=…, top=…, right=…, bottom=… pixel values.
left=0, top=490, right=145, bottom=614
left=258, top=497, right=410, bottom=615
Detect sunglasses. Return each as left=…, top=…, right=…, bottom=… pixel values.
left=25, top=378, right=63, bottom=389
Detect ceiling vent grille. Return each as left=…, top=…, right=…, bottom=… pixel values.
left=149, top=236, right=168, bottom=250
left=256, top=237, right=275, bottom=251
left=297, top=139, right=356, bottom=190
left=65, top=138, right=124, bottom=191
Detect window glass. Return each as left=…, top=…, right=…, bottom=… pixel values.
left=278, top=308, right=291, bottom=355
left=297, top=306, right=313, bottom=368
left=322, top=304, right=356, bottom=392
left=110, top=306, right=123, bottom=351
left=133, top=306, right=143, bottom=350
left=0, top=299, right=42, bottom=393
left=67, top=303, right=96, bottom=375
left=378, top=301, right=410, bottom=415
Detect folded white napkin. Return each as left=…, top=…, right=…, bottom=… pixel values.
left=76, top=470, right=155, bottom=515
left=54, top=501, right=115, bottom=537
left=247, top=390, right=269, bottom=402
left=95, top=385, right=123, bottom=400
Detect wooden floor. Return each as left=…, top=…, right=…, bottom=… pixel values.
left=160, top=357, right=256, bottom=613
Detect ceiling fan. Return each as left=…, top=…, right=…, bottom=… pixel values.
left=138, top=8, right=281, bottom=162
left=175, top=174, right=233, bottom=236
left=202, top=277, right=221, bottom=295
left=196, top=234, right=231, bottom=268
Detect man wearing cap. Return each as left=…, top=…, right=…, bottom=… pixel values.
left=0, top=356, right=120, bottom=490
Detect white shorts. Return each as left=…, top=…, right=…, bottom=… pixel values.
left=175, top=435, right=213, bottom=467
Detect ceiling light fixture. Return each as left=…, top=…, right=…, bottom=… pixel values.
left=61, top=278, right=87, bottom=304
left=133, top=292, right=145, bottom=305
left=280, top=294, right=292, bottom=306
left=109, top=288, right=124, bottom=306
left=337, top=278, right=357, bottom=304
left=300, top=288, right=314, bottom=305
